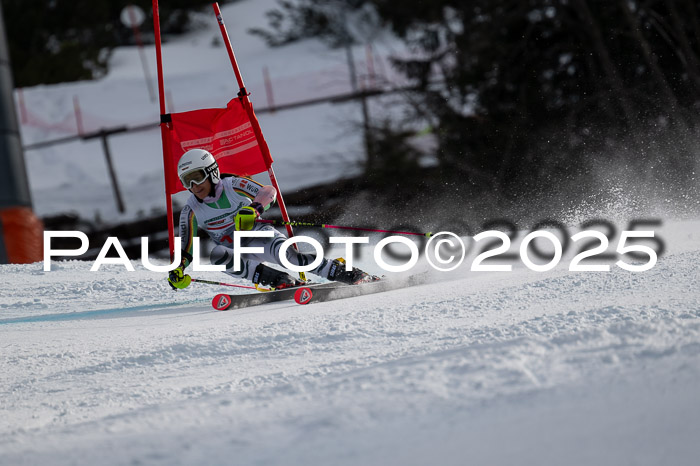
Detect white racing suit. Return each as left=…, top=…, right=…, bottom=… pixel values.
left=178, top=175, right=334, bottom=282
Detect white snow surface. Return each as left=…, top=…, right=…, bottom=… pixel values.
left=1, top=221, right=699, bottom=465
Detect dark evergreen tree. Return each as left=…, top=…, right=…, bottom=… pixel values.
left=255, top=0, right=700, bottom=196
left=2, top=0, right=228, bottom=87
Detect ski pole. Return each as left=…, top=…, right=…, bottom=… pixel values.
left=190, top=278, right=257, bottom=290
left=256, top=219, right=432, bottom=237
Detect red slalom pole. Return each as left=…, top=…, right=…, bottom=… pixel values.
left=212, top=2, right=305, bottom=280
left=257, top=219, right=433, bottom=237
left=212, top=3, right=246, bottom=90
left=152, top=0, right=176, bottom=260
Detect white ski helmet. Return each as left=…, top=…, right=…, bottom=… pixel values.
left=177, top=148, right=221, bottom=189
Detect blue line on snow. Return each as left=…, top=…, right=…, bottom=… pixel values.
left=0, top=301, right=208, bottom=325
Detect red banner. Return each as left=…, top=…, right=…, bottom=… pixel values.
left=165, top=98, right=272, bottom=194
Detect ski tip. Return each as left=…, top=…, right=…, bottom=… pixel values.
left=212, top=293, right=232, bottom=311
left=294, top=287, right=314, bottom=305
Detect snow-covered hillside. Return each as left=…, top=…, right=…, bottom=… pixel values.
left=1, top=221, right=699, bottom=465
left=17, top=0, right=406, bottom=222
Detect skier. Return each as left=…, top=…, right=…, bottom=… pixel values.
left=167, top=148, right=374, bottom=290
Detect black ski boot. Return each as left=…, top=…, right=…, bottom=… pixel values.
left=252, top=264, right=304, bottom=290
left=327, top=258, right=378, bottom=285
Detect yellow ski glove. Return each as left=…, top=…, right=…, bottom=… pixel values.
left=168, top=265, right=191, bottom=290
left=235, top=202, right=263, bottom=230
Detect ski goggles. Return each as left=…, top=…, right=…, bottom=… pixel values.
left=180, top=168, right=209, bottom=189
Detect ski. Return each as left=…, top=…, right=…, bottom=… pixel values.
left=293, top=274, right=425, bottom=305
left=212, top=282, right=344, bottom=311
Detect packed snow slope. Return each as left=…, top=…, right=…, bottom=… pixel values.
left=1, top=221, right=699, bottom=465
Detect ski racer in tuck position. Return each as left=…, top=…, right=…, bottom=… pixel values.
left=167, top=148, right=375, bottom=291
